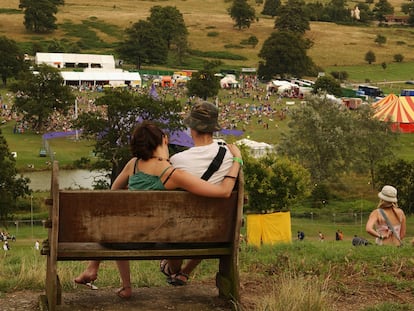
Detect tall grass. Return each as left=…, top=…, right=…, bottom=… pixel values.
left=255, top=274, right=329, bottom=311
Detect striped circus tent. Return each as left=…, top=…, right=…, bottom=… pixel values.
left=373, top=94, right=414, bottom=133
left=371, top=93, right=399, bottom=109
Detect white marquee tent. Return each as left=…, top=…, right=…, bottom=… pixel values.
left=60, top=69, right=141, bottom=87
left=236, top=138, right=273, bottom=158
left=35, top=52, right=116, bottom=70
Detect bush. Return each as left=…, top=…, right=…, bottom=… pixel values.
left=330, top=71, right=349, bottom=81
left=394, top=54, right=404, bottom=62
left=207, top=31, right=219, bottom=37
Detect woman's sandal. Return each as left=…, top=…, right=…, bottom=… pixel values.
left=74, top=274, right=98, bottom=290
left=170, top=272, right=189, bottom=286
left=116, top=286, right=132, bottom=299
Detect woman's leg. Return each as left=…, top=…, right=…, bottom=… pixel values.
left=74, top=260, right=100, bottom=284
left=115, top=260, right=132, bottom=298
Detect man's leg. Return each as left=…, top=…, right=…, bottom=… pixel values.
left=170, top=259, right=202, bottom=285
left=181, top=259, right=202, bottom=276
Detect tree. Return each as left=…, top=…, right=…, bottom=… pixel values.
left=0, top=36, right=25, bottom=86
left=373, top=0, right=394, bottom=23
left=277, top=96, right=355, bottom=183
left=229, top=0, right=256, bottom=30
left=243, top=152, right=311, bottom=213
left=275, top=0, right=310, bottom=34
left=304, top=2, right=325, bottom=21
left=19, top=0, right=62, bottom=33
left=350, top=105, right=397, bottom=188
left=147, top=6, right=188, bottom=50
left=277, top=96, right=396, bottom=185
left=75, top=89, right=184, bottom=185
left=117, top=20, right=168, bottom=69
left=401, top=2, right=414, bottom=26
left=330, top=71, right=349, bottom=81
left=375, top=159, right=414, bottom=214
left=374, top=34, right=387, bottom=46
left=312, top=76, right=342, bottom=97
left=0, top=129, right=31, bottom=221
left=323, top=0, right=350, bottom=23
left=10, top=64, right=74, bottom=131
left=258, top=31, right=314, bottom=80
left=186, top=68, right=220, bottom=100
left=394, top=54, right=404, bottom=62
left=261, top=0, right=281, bottom=17
left=241, top=35, right=259, bottom=47
left=365, top=50, right=376, bottom=64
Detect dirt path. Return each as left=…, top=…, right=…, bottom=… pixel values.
left=0, top=280, right=238, bottom=311
left=1, top=277, right=414, bottom=311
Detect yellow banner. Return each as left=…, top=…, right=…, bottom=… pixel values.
left=246, top=212, right=292, bottom=247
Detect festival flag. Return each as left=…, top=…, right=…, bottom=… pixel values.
left=149, top=83, right=159, bottom=100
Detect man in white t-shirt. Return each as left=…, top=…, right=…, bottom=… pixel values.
left=160, top=101, right=236, bottom=286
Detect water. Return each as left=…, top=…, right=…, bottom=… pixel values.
left=22, top=169, right=109, bottom=191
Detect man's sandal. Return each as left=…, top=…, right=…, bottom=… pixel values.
left=170, top=272, right=189, bottom=286
left=160, top=259, right=177, bottom=283
left=116, top=286, right=132, bottom=299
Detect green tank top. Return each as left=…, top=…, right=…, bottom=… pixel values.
left=128, top=158, right=175, bottom=190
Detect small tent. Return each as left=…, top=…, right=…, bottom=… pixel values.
left=161, top=76, right=172, bottom=88
left=372, top=94, right=414, bottom=133
left=236, top=138, right=273, bottom=158
left=220, top=75, right=240, bottom=89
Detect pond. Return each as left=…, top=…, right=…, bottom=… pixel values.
left=22, top=169, right=109, bottom=191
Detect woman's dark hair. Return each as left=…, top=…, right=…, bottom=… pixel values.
left=130, top=121, right=165, bottom=160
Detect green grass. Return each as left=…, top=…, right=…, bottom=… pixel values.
left=326, top=62, right=414, bottom=84
left=0, top=8, right=21, bottom=14
left=1, top=120, right=95, bottom=171
left=2, top=220, right=414, bottom=311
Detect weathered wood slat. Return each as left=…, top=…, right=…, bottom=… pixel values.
left=58, top=190, right=237, bottom=243
left=57, top=242, right=231, bottom=260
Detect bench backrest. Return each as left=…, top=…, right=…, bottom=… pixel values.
left=58, top=190, right=239, bottom=244
left=49, top=161, right=244, bottom=251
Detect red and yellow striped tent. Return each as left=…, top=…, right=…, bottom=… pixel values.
left=373, top=94, right=414, bottom=133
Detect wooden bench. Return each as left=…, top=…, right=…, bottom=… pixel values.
left=39, top=161, right=244, bottom=311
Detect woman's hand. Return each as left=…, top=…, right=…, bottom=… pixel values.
left=227, top=144, right=242, bottom=159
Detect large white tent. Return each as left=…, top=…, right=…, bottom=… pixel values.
left=60, top=69, right=141, bottom=87
left=35, top=52, right=116, bottom=70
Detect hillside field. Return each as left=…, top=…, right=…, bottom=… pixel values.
left=1, top=0, right=414, bottom=77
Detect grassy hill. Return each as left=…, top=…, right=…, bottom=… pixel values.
left=1, top=0, right=414, bottom=81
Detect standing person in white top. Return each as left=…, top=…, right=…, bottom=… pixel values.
left=160, top=101, right=242, bottom=286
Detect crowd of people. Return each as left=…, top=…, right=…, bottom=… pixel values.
left=1, top=230, right=16, bottom=252
left=0, top=74, right=292, bottom=138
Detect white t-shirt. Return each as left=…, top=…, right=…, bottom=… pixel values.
left=170, top=142, right=233, bottom=184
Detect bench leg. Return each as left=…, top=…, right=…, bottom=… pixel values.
left=216, top=255, right=240, bottom=305
left=45, top=256, right=59, bottom=310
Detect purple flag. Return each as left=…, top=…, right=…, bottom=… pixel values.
left=149, top=84, right=159, bottom=100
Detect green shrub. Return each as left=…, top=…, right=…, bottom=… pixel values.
left=207, top=31, right=219, bottom=37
